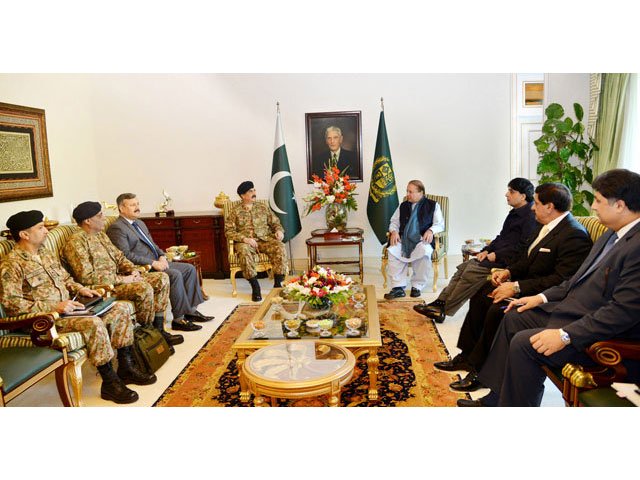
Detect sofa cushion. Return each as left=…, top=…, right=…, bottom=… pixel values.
left=0, top=347, right=63, bottom=394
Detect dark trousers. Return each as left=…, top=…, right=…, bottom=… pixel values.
left=457, top=283, right=509, bottom=370
left=477, top=307, right=595, bottom=406
left=163, top=262, right=204, bottom=319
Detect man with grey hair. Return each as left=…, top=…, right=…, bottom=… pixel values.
left=311, top=125, right=358, bottom=179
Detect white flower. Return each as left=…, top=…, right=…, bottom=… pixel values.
left=313, top=181, right=322, bottom=188
left=325, top=195, right=335, bottom=204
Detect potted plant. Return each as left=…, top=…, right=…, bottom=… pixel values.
left=533, top=102, right=599, bottom=216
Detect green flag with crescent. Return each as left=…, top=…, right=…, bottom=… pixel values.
left=269, top=109, right=301, bottom=243
left=367, top=110, right=399, bottom=244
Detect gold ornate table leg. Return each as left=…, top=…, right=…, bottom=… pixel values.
left=254, top=395, right=268, bottom=407
left=367, top=347, right=379, bottom=402
left=237, top=350, right=251, bottom=403
left=328, top=379, right=341, bottom=407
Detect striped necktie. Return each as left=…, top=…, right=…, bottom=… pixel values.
left=576, top=232, right=618, bottom=283
left=132, top=221, right=159, bottom=259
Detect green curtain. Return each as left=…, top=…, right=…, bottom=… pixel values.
left=593, top=73, right=630, bottom=176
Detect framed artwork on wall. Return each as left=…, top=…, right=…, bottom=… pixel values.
left=305, top=110, right=363, bottom=183
left=0, top=102, right=53, bottom=203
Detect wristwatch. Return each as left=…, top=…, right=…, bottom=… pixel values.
left=513, top=281, right=521, bottom=295
left=559, top=329, right=571, bottom=345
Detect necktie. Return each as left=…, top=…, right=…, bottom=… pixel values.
left=576, top=232, right=618, bottom=283
left=331, top=153, right=337, bottom=164
left=527, top=224, right=550, bottom=255
left=132, top=221, right=159, bottom=259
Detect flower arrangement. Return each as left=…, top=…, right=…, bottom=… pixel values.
left=303, top=161, right=358, bottom=216
left=282, top=266, right=353, bottom=308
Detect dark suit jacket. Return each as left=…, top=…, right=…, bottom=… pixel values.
left=541, top=221, right=640, bottom=351
left=482, top=202, right=537, bottom=268
left=106, top=216, right=164, bottom=266
left=310, top=148, right=358, bottom=180
left=507, top=214, right=592, bottom=296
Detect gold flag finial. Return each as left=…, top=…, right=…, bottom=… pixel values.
left=381, top=97, right=384, bottom=111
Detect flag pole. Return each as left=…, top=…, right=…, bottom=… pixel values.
left=287, top=240, right=295, bottom=277
left=380, top=96, right=384, bottom=111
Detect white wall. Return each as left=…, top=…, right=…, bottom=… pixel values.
left=0, top=74, right=99, bottom=224
left=1, top=73, right=590, bottom=261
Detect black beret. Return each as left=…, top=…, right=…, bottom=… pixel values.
left=6, top=210, right=44, bottom=236
left=73, top=201, right=102, bottom=224
left=237, top=181, right=254, bottom=196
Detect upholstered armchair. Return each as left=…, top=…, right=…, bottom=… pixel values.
left=0, top=309, right=73, bottom=406
left=222, top=199, right=273, bottom=297
left=381, top=193, right=449, bottom=293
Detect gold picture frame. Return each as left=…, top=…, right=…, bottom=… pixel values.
left=0, top=102, right=53, bottom=202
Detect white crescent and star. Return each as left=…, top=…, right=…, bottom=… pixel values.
left=269, top=171, right=292, bottom=214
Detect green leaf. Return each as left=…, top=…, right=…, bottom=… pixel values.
left=583, top=190, right=594, bottom=205
left=538, top=153, right=560, bottom=174
left=564, top=117, right=574, bottom=129
left=572, top=122, right=585, bottom=135
left=572, top=203, right=590, bottom=217
left=556, top=121, right=571, bottom=134
left=574, top=103, right=584, bottom=121
left=546, top=103, right=564, bottom=119
left=535, top=140, right=549, bottom=153
left=573, top=191, right=585, bottom=205
left=585, top=167, right=593, bottom=183
left=563, top=171, right=577, bottom=191
left=542, top=122, right=555, bottom=135
left=559, top=147, right=572, bottom=161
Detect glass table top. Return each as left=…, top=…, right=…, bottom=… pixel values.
left=246, top=341, right=347, bottom=381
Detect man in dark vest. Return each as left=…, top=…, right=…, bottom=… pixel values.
left=384, top=180, right=444, bottom=299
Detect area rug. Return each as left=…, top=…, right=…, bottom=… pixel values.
left=154, top=301, right=467, bottom=407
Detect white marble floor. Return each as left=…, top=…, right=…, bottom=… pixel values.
left=6, top=255, right=564, bottom=407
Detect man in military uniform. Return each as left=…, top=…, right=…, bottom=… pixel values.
left=62, top=201, right=183, bottom=350
left=0, top=210, right=154, bottom=404
left=225, top=181, right=288, bottom=301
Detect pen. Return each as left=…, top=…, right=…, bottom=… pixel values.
left=71, top=293, right=78, bottom=301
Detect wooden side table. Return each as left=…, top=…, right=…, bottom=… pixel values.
left=305, top=228, right=364, bottom=280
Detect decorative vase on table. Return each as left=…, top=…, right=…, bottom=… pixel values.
left=325, top=203, right=348, bottom=231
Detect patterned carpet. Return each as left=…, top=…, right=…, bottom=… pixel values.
left=154, top=300, right=467, bottom=407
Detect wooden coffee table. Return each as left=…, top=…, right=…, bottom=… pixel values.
left=242, top=341, right=356, bottom=407
left=232, top=285, right=382, bottom=403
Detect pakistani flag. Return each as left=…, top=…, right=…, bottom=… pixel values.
left=367, top=110, right=399, bottom=244
left=269, top=108, right=301, bottom=243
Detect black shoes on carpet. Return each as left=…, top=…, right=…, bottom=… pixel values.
left=384, top=287, right=406, bottom=300
left=384, top=287, right=423, bottom=300
left=433, top=353, right=472, bottom=372
left=172, top=318, right=202, bottom=331
left=449, top=371, right=483, bottom=392
left=185, top=310, right=215, bottom=322
left=413, top=299, right=446, bottom=323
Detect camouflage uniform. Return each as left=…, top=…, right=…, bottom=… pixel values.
left=225, top=202, right=288, bottom=278
left=62, top=230, right=170, bottom=326
left=0, top=247, right=134, bottom=367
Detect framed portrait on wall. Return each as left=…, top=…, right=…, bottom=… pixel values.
left=305, top=110, right=363, bottom=183
left=0, top=102, right=53, bottom=202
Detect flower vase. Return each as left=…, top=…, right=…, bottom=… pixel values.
left=325, top=203, right=348, bottom=231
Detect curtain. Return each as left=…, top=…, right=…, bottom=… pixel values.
left=593, top=73, right=630, bottom=176
left=618, top=74, right=639, bottom=172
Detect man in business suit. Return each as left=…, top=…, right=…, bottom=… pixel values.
left=414, top=177, right=537, bottom=323
left=438, top=183, right=592, bottom=392
left=459, top=169, right=640, bottom=407
left=107, top=193, right=214, bottom=333
left=310, top=126, right=358, bottom=180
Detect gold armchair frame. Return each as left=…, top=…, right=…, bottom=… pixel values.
left=381, top=194, right=449, bottom=293
left=222, top=199, right=274, bottom=297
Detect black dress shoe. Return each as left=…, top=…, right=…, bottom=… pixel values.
left=171, top=318, right=203, bottom=331
left=450, top=371, right=483, bottom=392
left=384, top=287, right=406, bottom=300
left=185, top=310, right=215, bottom=322
left=413, top=303, right=446, bottom=323
left=433, top=353, right=472, bottom=372
left=410, top=288, right=421, bottom=298
left=457, top=398, right=484, bottom=407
